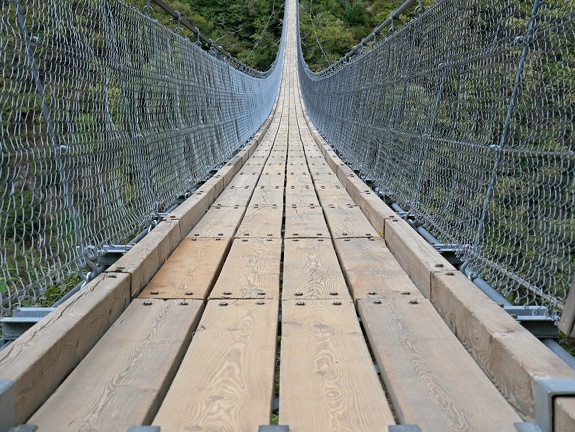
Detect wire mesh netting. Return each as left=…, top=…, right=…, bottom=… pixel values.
left=0, top=0, right=284, bottom=316
left=299, top=0, right=574, bottom=320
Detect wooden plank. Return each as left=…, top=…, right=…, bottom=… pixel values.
left=257, top=171, right=286, bottom=187
left=250, top=185, right=284, bottom=206
left=353, top=191, right=397, bottom=237
left=29, top=299, right=204, bottom=432
left=358, top=298, right=521, bottom=431
left=286, top=175, right=314, bottom=190
left=284, top=206, right=329, bottom=238
left=236, top=206, right=283, bottom=238
left=285, top=189, right=320, bottom=207
left=153, top=300, right=278, bottom=432
left=167, top=187, right=211, bottom=237
left=556, top=398, right=575, bottom=432
left=334, top=238, right=423, bottom=300
left=283, top=239, right=350, bottom=300
left=213, top=184, right=255, bottom=207
left=188, top=206, right=246, bottom=238
left=316, top=188, right=356, bottom=207
left=280, top=300, right=395, bottom=431
left=140, top=238, right=231, bottom=300
left=385, top=218, right=455, bottom=298
left=0, top=273, right=131, bottom=424
left=107, top=220, right=182, bottom=297
left=431, top=271, right=575, bottom=422
left=323, top=205, right=379, bottom=239
left=210, top=238, right=281, bottom=299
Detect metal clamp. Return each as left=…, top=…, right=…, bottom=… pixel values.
left=535, top=378, right=575, bottom=432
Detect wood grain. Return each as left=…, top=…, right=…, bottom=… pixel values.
left=280, top=299, right=395, bottom=431
left=250, top=185, right=285, bottom=206
left=283, top=239, right=350, bottom=300
left=210, top=238, right=281, bottom=299
left=0, top=273, right=131, bottom=424
left=431, top=271, right=575, bottom=422
left=188, top=206, right=246, bottom=238
left=358, top=298, right=520, bottom=431
left=353, top=191, right=397, bottom=237
left=30, top=299, right=204, bottom=432
left=236, top=206, right=283, bottom=238
left=140, top=238, right=231, bottom=299
left=285, top=189, right=320, bottom=207
left=323, top=205, right=379, bottom=239
left=213, top=184, right=255, bottom=207
left=316, top=187, right=356, bottom=207
left=334, top=237, right=422, bottom=300
left=284, top=206, right=329, bottom=238
left=107, top=219, right=182, bottom=297
left=154, top=300, right=278, bottom=432
left=385, top=218, right=455, bottom=298
left=257, top=170, right=286, bottom=187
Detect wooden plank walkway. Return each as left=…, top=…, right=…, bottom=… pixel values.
left=3, top=0, right=575, bottom=431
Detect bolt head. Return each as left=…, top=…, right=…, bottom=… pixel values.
left=296, top=301, right=305, bottom=306
left=219, top=302, right=228, bottom=306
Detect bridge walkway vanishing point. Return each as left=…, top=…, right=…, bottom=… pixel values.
left=2, top=0, right=575, bottom=431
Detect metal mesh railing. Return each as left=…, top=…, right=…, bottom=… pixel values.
left=299, top=0, right=575, bottom=320
left=0, top=0, right=285, bottom=316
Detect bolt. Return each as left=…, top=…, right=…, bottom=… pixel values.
left=258, top=292, right=265, bottom=296
left=296, top=301, right=305, bottom=306
left=435, top=263, right=444, bottom=268
left=151, top=291, right=159, bottom=295
left=143, top=300, right=152, bottom=306
left=180, top=301, right=188, bottom=305
left=219, top=302, right=228, bottom=306
left=256, top=301, right=265, bottom=305
left=373, top=300, right=382, bottom=304
left=401, top=291, right=410, bottom=295
left=409, top=299, right=419, bottom=305
left=330, top=292, right=338, bottom=296
left=446, top=272, right=455, bottom=276
left=368, top=290, right=376, bottom=295
left=332, top=301, right=342, bottom=306
left=223, top=291, right=232, bottom=295
left=108, top=274, right=117, bottom=278
left=185, top=291, right=193, bottom=295
left=295, top=292, right=303, bottom=296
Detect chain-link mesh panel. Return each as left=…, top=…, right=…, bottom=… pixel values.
left=299, top=0, right=574, bottom=320
left=0, top=0, right=285, bottom=316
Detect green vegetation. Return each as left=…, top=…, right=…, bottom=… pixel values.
left=126, top=0, right=284, bottom=71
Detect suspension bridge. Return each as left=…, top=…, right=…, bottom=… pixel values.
left=1, top=0, right=575, bottom=430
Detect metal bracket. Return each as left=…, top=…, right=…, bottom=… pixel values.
left=504, top=306, right=557, bottom=339
left=535, top=378, right=575, bottom=432
left=514, top=423, right=541, bottom=432
left=0, top=380, right=16, bottom=432
left=9, top=426, right=37, bottom=432
left=126, top=427, right=160, bottom=432
left=258, top=426, right=289, bottom=432
left=388, top=425, right=421, bottom=432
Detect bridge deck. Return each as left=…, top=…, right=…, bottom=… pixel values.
left=3, top=0, right=575, bottom=431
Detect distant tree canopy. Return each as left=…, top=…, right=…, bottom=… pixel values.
left=126, top=0, right=434, bottom=72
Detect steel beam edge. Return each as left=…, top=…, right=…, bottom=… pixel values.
left=258, top=426, right=289, bottom=432
left=388, top=425, right=421, bottom=432
left=126, top=426, right=161, bottom=432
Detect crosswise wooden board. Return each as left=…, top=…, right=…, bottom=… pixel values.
left=154, top=300, right=278, bottom=432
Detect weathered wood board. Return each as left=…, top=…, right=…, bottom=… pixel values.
left=188, top=206, right=246, bottom=238
left=236, top=206, right=283, bottom=238
left=284, top=206, right=329, bottom=238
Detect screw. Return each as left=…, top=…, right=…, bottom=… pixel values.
left=108, top=274, right=116, bottom=278
left=223, top=291, right=232, bottom=295
left=180, top=301, right=188, bottom=305
left=296, top=301, right=305, bottom=306
left=332, top=301, right=342, bottom=306
left=330, top=292, right=338, bottom=296
left=435, top=263, right=444, bottom=268
left=219, top=302, right=228, bottom=306
left=295, top=292, right=303, bottom=296
left=151, top=291, right=159, bottom=295
left=446, top=272, right=455, bottom=276
left=143, top=300, right=152, bottom=306
left=409, top=299, right=419, bottom=305
left=401, top=291, right=410, bottom=295
left=185, top=291, right=193, bottom=295
left=256, top=301, right=265, bottom=305
left=373, top=300, right=382, bottom=304
left=368, top=290, right=376, bottom=295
